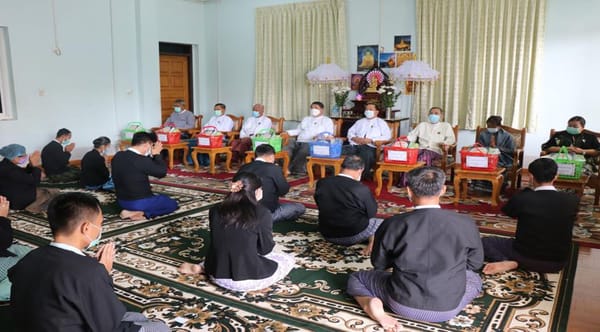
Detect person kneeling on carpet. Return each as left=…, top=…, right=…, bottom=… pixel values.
left=8, top=192, right=170, bottom=331
left=111, top=132, right=178, bottom=220
left=237, top=144, right=305, bottom=223
left=178, top=172, right=295, bottom=292
left=80, top=136, right=114, bottom=191
left=482, top=158, right=579, bottom=275
left=0, top=195, right=31, bottom=301
left=314, top=155, right=383, bottom=256
left=347, top=166, right=483, bottom=329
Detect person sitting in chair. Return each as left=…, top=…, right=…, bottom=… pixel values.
left=230, top=104, right=272, bottom=164
left=163, top=99, right=195, bottom=139
left=194, top=103, right=235, bottom=166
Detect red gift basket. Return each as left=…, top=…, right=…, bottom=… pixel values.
left=460, top=145, right=499, bottom=171
left=196, top=126, right=223, bottom=147
left=156, top=131, right=181, bottom=144
left=384, top=146, right=419, bottom=164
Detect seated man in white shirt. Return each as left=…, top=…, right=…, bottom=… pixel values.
left=285, top=101, right=334, bottom=175
left=195, top=103, right=235, bottom=166
left=343, top=103, right=391, bottom=180
left=163, top=99, right=195, bottom=138
left=230, top=104, right=272, bottom=163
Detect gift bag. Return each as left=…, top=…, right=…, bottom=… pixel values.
left=121, top=122, right=145, bottom=140
left=551, top=146, right=585, bottom=179
left=252, top=128, right=282, bottom=152
left=196, top=126, right=224, bottom=147
left=309, top=132, right=342, bottom=158
left=460, top=144, right=500, bottom=171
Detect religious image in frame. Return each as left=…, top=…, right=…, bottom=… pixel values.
left=357, top=45, right=378, bottom=71
left=394, top=35, right=411, bottom=51
left=379, top=52, right=396, bottom=68
left=351, top=73, right=363, bottom=91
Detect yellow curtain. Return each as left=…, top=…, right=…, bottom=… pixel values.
left=255, top=0, right=348, bottom=120
left=416, top=0, right=546, bottom=131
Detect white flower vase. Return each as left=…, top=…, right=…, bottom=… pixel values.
left=385, top=107, right=393, bottom=119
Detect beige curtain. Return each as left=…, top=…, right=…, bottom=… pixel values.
left=416, top=0, right=546, bottom=131
left=255, top=0, right=348, bottom=120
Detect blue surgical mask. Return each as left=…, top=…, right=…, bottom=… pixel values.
left=566, top=127, right=580, bottom=135
left=85, top=223, right=102, bottom=249
left=428, top=114, right=440, bottom=124
left=252, top=111, right=261, bottom=118
left=61, top=139, right=70, bottom=146
left=364, top=110, right=375, bottom=118
left=487, top=128, right=499, bottom=134
left=214, top=110, right=223, bottom=116
left=174, top=106, right=182, bottom=113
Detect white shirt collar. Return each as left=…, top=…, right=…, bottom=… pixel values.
left=127, top=147, right=145, bottom=155
left=338, top=173, right=355, bottom=180
left=414, top=204, right=441, bottom=209
left=534, top=185, right=557, bottom=191
left=49, top=242, right=86, bottom=256
left=255, top=157, right=270, bottom=163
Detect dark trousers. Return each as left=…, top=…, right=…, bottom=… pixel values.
left=482, top=236, right=566, bottom=273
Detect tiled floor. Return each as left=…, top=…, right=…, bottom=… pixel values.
left=567, top=247, right=600, bottom=331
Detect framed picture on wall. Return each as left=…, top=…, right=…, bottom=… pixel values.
left=379, top=52, right=396, bottom=68
left=351, top=73, right=363, bottom=90
left=394, top=35, right=411, bottom=51
left=395, top=52, right=416, bottom=67
left=357, top=45, right=378, bottom=71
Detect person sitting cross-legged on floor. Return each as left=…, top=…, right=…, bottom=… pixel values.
left=237, top=144, right=305, bottom=223
left=111, top=132, right=178, bottom=220
left=482, top=158, right=579, bottom=275
left=8, top=192, right=170, bottom=331
left=314, top=155, right=383, bottom=255
left=347, top=166, right=483, bottom=329
left=41, top=128, right=81, bottom=183
left=0, top=195, right=31, bottom=301
left=80, top=136, right=114, bottom=191
left=178, top=172, right=296, bottom=292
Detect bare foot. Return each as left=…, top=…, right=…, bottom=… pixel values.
left=365, top=298, right=402, bottom=331
left=361, top=236, right=375, bottom=256
left=483, top=261, right=518, bottom=275
left=120, top=210, right=145, bottom=221
left=178, top=263, right=204, bottom=275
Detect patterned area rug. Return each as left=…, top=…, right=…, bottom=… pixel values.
left=3, top=182, right=577, bottom=331
left=153, top=168, right=600, bottom=249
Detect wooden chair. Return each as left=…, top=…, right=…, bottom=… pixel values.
left=475, top=125, right=526, bottom=189
left=267, top=116, right=285, bottom=134
left=224, top=114, right=244, bottom=143
left=440, top=125, right=459, bottom=182
left=374, top=121, right=400, bottom=162
left=185, top=115, right=204, bottom=137
left=542, top=128, right=600, bottom=205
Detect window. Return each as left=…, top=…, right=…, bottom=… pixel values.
left=0, top=27, right=17, bottom=120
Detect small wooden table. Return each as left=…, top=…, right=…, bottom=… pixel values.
left=244, top=150, right=290, bottom=177
left=191, top=146, right=232, bottom=174
left=454, top=167, right=506, bottom=206
left=306, top=157, right=344, bottom=188
left=161, top=142, right=189, bottom=169
left=517, top=168, right=590, bottom=198
left=374, top=161, right=425, bottom=196
left=118, top=140, right=131, bottom=151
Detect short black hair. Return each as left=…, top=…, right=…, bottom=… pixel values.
left=528, top=158, right=558, bottom=183
left=174, top=99, right=185, bottom=105
left=47, top=192, right=101, bottom=236
left=365, top=102, right=381, bottom=111
left=429, top=107, right=443, bottom=114
left=92, top=136, right=111, bottom=148
left=131, top=132, right=154, bottom=146
left=406, top=166, right=446, bottom=197
left=568, top=116, right=586, bottom=128
left=486, top=116, right=502, bottom=126
left=56, top=128, right=71, bottom=138
left=341, top=155, right=365, bottom=170
left=255, top=144, right=275, bottom=158
left=311, top=101, right=324, bottom=109
left=214, top=103, right=226, bottom=109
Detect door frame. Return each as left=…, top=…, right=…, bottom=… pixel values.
left=159, top=42, right=194, bottom=113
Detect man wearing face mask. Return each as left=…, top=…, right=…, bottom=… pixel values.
left=195, top=103, right=236, bottom=166
left=80, top=136, right=114, bottom=191
left=163, top=99, right=195, bottom=138
left=343, top=103, right=392, bottom=180
left=542, top=115, right=600, bottom=173
left=285, top=101, right=334, bottom=175
left=407, top=107, right=456, bottom=166
left=111, top=132, right=178, bottom=221
left=478, top=116, right=515, bottom=168
left=230, top=103, right=272, bottom=163
left=41, top=128, right=80, bottom=183
left=0, top=144, right=59, bottom=213
left=8, top=192, right=170, bottom=332
left=314, top=155, right=383, bottom=256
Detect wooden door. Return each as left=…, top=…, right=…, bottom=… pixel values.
left=159, top=55, right=189, bottom=123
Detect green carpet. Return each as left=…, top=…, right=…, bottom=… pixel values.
left=1, top=181, right=578, bottom=331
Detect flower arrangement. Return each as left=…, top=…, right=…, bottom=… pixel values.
left=332, top=86, right=351, bottom=107
left=378, top=83, right=401, bottom=108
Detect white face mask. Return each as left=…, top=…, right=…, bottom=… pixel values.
left=310, top=108, right=321, bottom=117
left=364, top=110, right=375, bottom=118
left=146, top=145, right=153, bottom=156
left=85, top=223, right=102, bottom=249
left=16, top=156, right=29, bottom=168
left=255, top=188, right=263, bottom=201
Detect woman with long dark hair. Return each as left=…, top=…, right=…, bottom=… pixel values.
left=178, top=172, right=295, bottom=291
